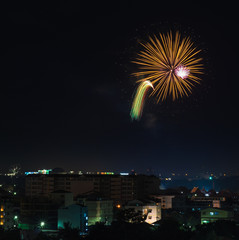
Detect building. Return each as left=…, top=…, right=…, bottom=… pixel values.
left=50, top=190, right=74, bottom=207
left=170, top=187, right=227, bottom=212
left=124, top=199, right=161, bottom=224
left=189, top=194, right=226, bottom=211
left=0, top=189, right=19, bottom=230
left=151, top=195, right=175, bottom=209
left=58, top=204, right=88, bottom=234
left=25, top=174, right=160, bottom=205
left=77, top=194, right=113, bottom=226
left=20, top=196, right=58, bottom=230
left=172, top=195, right=190, bottom=211
left=201, top=208, right=234, bottom=224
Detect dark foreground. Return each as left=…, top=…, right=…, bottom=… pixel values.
left=1, top=220, right=239, bottom=240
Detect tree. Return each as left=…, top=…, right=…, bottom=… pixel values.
left=156, top=219, right=192, bottom=240
left=34, top=231, right=57, bottom=240
left=0, top=229, right=21, bottom=240
left=192, top=221, right=239, bottom=240
left=87, top=222, right=111, bottom=240
left=116, top=208, right=146, bottom=223
left=58, top=222, right=81, bottom=240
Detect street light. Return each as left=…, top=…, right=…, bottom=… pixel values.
left=40, top=221, right=45, bottom=228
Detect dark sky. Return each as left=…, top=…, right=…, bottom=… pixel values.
left=1, top=2, right=238, bottom=175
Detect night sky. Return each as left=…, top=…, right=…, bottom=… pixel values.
left=1, top=2, right=238, bottom=175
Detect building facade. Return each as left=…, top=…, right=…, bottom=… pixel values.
left=124, top=199, right=161, bottom=224
left=0, top=189, right=18, bottom=230
left=58, top=204, right=88, bottom=234
left=20, top=196, right=58, bottom=230
left=151, top=195, right=175, bottom=209
left=201, top=208, right=234, bottom=224
left=25, top=174, right=160, bottom=205
left=50, top=190, right=74, bottom=207
left=77, top=195, right=113, bottom=226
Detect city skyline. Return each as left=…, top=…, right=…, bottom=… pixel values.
left=1, top=3, right=238, bottom=175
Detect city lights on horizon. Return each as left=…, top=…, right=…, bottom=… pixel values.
left=0, top=165, right=232, bottom=178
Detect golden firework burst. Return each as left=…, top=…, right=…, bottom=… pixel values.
left=132, top=31, right=203, bottom=102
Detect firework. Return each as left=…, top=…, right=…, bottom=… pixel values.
left=175, top=65, right=190, bottom=79
left=132, top=31, right=203, bottom=102
left=130, top=81, right=154, bottom=120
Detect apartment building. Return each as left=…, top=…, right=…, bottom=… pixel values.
left=77, top=194, right=113, bottom=226
left=201, top=208, right=234, bottom=224
left=25, top=174, right=160, bottom=204
left=124, top=199, right=161, bottom=224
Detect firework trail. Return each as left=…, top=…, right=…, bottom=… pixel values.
left=130, top=81, right=154, bottom=120
left=132, top=31, right=203, bottom=102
